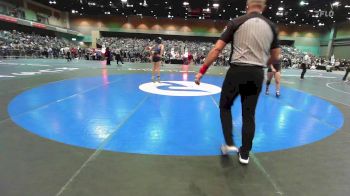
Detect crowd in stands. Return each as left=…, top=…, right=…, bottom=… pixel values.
left=0, top=29, right=349, bottom=70
left=0, top=30, right=76, bottom=58
left=281, top=46, right=349, bottom=71
left=98, top=37, right=326, bottom=67
left=98, top=37, right=350, bottom=70
left=97, top=37, right=231, bottom=65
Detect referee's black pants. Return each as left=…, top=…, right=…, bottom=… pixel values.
left=300, top=64, right=307, bottom=79
left=220, top=65, right=264, bottom=156
left=116, top=54, right=123, bottom=64
left=301, top=68, right=307, bottom=79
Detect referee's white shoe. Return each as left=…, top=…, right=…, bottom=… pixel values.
left=221, top=145, right=238, bottom=155
left=238, top=152, right=250, bottom=165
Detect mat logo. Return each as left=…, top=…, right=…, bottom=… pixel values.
left=139, top=81, right=221, bottom=96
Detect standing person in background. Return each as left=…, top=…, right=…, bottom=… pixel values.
left=105, top=47, right=112, bottom=66
left=343, top=60, right=350, bottom=82
left=287, top=56, right=292, bottom=68
left=151, top=37, right=165, bottom=83
left=195, top=0, right=280, bottom=165
left=300, top=53, right=310, bottom=80
left=182, top=49, right=189, bottom=65
left=143, top=46, right=151, bottom=63
left=71, top=47, right=77, bottom=59
left=128, top=51, right=132, bottom=62
left=188, top=52, right=193, bottom=65
left=66, top=48, right=72, bottom=62
left=330, top=54, right=335, bottom=66
left=114, top=47, right=124, bottom=66
left=78, top=48, right=83, bottom=59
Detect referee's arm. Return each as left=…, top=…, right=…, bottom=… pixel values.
left=203, top=40, right=227, bottom=68
left=195, top=22, right=235, bottom=85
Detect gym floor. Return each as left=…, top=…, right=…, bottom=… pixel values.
left=0, top=59, right=349, bottom=196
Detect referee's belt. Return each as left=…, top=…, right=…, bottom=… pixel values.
left=230, top=62, right=264, bottom=68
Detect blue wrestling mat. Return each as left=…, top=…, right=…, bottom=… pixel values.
left=8, top=73, right=344, bottom=156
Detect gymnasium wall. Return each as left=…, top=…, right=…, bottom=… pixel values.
left=318, top=30, right=333, bottom=58
left=329, top=22, right=350, bottom=59
left=336, top=22, right=350, bottom=39
left=24, top=9, right=37, bottom=21
left=70, top=15, right=323, bottom=56
left=333, top=46, right=350, bottom=59
left=319, top=46, right=329, bottom=57
left=69, top=15, right=227, bottom=37
left=278, top=26, right=322, bottom=56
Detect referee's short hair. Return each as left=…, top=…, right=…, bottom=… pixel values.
left=247, top=0, right=266, bottom=6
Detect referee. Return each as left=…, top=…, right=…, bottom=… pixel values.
left=300, top=54, right=310, bottom=79
left=343, top=60, right=350, bottom=82
left=195, top=0, right=280, bottom=165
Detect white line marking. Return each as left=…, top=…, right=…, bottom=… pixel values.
left=1, top=77, right=125, bottom=126
left=0, top=75, right=15, bottom=78
left=27, top=63, right=51, bottom=67
left=270, top=80, right=350, bottom=108
left=250, top=154, right=284, bottom=195
left=282, top=74, right=336, bottom=79
left=209, top=96, right=284, bottom=195
left=55, top=96, right=149, bottom=196
left=210, top=96, right=219, bottom=108
left=0, top=62, right=20, bottom=65
left=281, top=80, right=295, bottom=84
left=317, top=94, right=350, bottom=107
left=0, top=62, right=51, bottom=67
left=326, top=82, right=350, bottom=95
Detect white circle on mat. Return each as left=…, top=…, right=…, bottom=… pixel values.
left=139, top=81, right=221, bottom=97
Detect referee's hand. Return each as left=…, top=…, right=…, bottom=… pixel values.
left=195, top=73, right=203, bottom=85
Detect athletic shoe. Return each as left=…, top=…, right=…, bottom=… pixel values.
left=276, top=91, right=280, bottom=98
left=238, top=151, right=250, bottom=165
left=221, top=144, right=238, bottom=155
left=151, top=77, right=155, bottom=83
left=265, top=90, right=270, bottom=95
left=157, top=76, right=161, bottom=83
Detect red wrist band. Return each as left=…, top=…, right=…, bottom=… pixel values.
left=199, top=64, right=209, bottom=75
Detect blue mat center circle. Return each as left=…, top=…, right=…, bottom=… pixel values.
left=8, top=73, right=344, bottom=156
